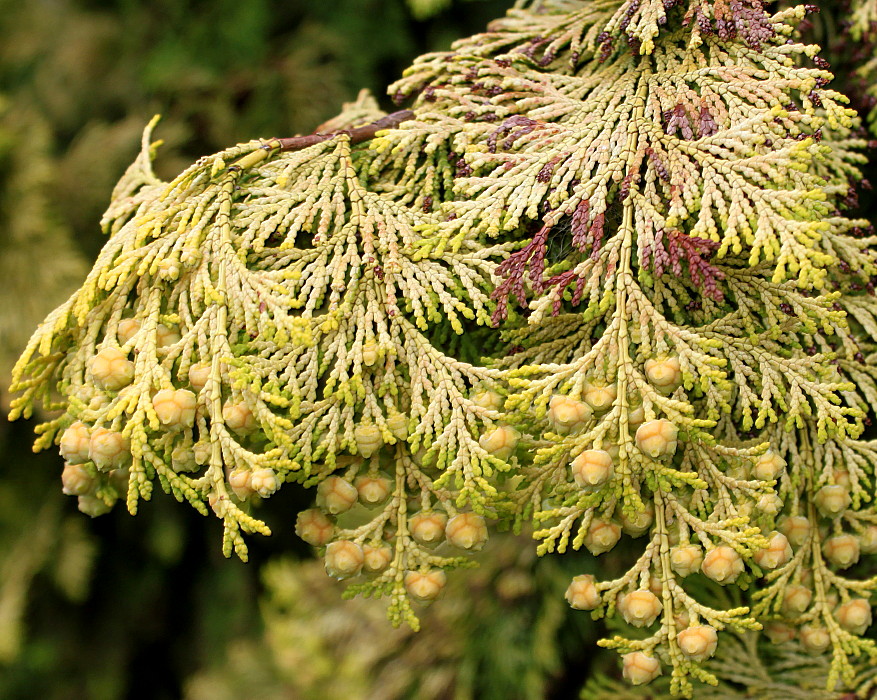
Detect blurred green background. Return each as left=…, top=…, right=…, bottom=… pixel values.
left=0, top=2, right=602, bottom=698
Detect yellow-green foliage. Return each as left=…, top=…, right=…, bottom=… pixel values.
left=0, top=2, right=507, bottom=693
left=9, top=1, right=877, bottom=697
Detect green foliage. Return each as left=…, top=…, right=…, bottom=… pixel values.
left=7, top=0, right=877, bottom=697
left=0, top=2, right=507, bottom=697
left=582, top=628, right=877, bottom=699
left=185, top=533, right=595, bottom=700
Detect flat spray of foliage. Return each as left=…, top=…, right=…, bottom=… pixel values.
left=10, top=0, right=877, bottom=695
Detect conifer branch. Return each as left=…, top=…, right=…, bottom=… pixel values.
left=9, top=4, right=877, bottom=697
left=275, top=109, right=415, bottom=152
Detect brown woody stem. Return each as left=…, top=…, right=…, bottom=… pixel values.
left=275, top=109, right=415, bottom=152
left=231, top=110, right=415, bottom=170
